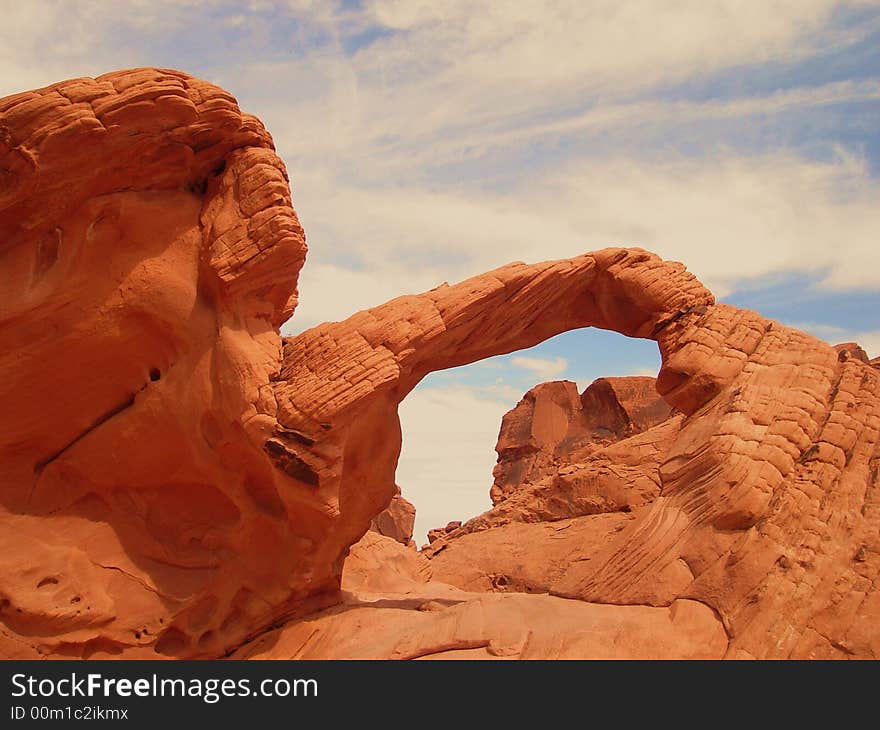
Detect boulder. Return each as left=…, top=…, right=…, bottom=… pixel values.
left=370, top=486, right=417, bottom=546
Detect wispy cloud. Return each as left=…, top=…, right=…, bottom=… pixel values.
left=795, top=323, right=880, bottom=357
left=409, top=80, right=880, bottom=165
left=510, top=356, right=570, bottom=381
left=5, top=2, right=878, bottom=325
left=237, top=1, right=878, bottom=168
left=288, top=149, right=880, bottom=331
left=629, top=367, right=659, bottom=377
left=484, top=382, right=525, bottom=402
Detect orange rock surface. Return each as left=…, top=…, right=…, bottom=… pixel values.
left=2, top=69, right=879, bottom=659
left=426, top=521, right=463, bottom=545
left=424, top=377, right=681, bottom=555
left=489, top=376, right=672, bottom=505
left=1, top=68, right=311, bottom=658
left=370, top=485, right=416, bottom=546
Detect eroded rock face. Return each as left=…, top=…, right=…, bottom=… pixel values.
left=490, top=376, right=672, bottom=505
left=2, top=69, right=879, bottom=659
left=369, top=486, right=416, bottom=546
left=425, top=401, right=681, bottom=558
left=835, top=342, right=870, bottom=364
left=427, top=521, right=462, bottom=545
left=0, top=69, right=314, bottom=658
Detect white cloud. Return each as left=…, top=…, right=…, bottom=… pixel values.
left=629, top=367, right=659, bottom=377
left=397, top=385, right=514, bottom=544
left=484, top=382, right=526, bottom=402
left=857, top=332, right=880, bottom=359
left=795, top=323, right=880, bottom=358
left=238, top=1, right=879, bottom=173
left=284, top=148, right=880, bottom=336
left=350, top=0, right=863, bottom=135
left=407, top=80, right=880, bottom=166
left=510, top=356, right=570, bottom=381
left=283, top=259, right=447, bottom=331
left=792, top=321, right=848, bottom=339
left=0, top=1, right=227, bottom=96
left=538, top=150, right=880, bottom=295
left=232, top=3, right=880, bottom=322
left=5, top=2, right=877, bottom=316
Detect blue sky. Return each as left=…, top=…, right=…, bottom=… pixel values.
left=4, top=1, right=878, bottom=542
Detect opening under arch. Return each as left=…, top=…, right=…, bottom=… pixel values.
left=396, top=327, right=661, bottom=545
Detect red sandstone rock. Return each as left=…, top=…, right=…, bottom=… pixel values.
left=582, top=376, right=673, bottom=434
left=0, top=69, right=310, bottom=658
left=491, top=376, right=671, bottom=504
left=427, top=521, right=463, bottom=545
left=491, top=381, right=582, bottom=504
left=341, top=531, right=431, bottom=594
left=2, top=69, right=879, bottom=660
left=835, top=342, right=870, bottom=364
left=370, top=485, right=417, bottom=546
left=426, top=414, right=682, bottom=554
left=233, top=589, right=728, bottom=660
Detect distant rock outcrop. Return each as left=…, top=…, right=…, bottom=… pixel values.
left=3, top=69, right=879, bottom=659
left=370, top=486, right=417, bottom=546
left=490, top=376, right=672, bottom=505
left=426, top=521, right=463, bottom=545
left=835, top=342, right=870, bottom=364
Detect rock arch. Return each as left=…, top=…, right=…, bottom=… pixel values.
left=273, top=247, right=714, bottom=593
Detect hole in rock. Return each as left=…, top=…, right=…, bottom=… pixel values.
left=396, top=329, right=660, bottom=546
left=149, top=368, right=161, bottom=382
left=36, top=576, right=59, bottom=589
left=154, top=627, right=189, bottom=656
left=185, top=178, right=208, bottom=195
left=33, top=227, right=61, bottom=279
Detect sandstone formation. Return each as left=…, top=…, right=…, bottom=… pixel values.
left=2, top=69, right=879, bottom=659
left=235, top=581, right=728, bottom=660
left=369, top=485, right=416, bottom=546
left=835, top=342, right=870, bottom=365
left=424, top=375, right=681, bottom=572
left=340, top=531, right=431, bottom=594
left=427, top=521, right=462, bottom=545
left=490, top=376, right=671, bottom=505
left=1, top=68, right=312, bottom=658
